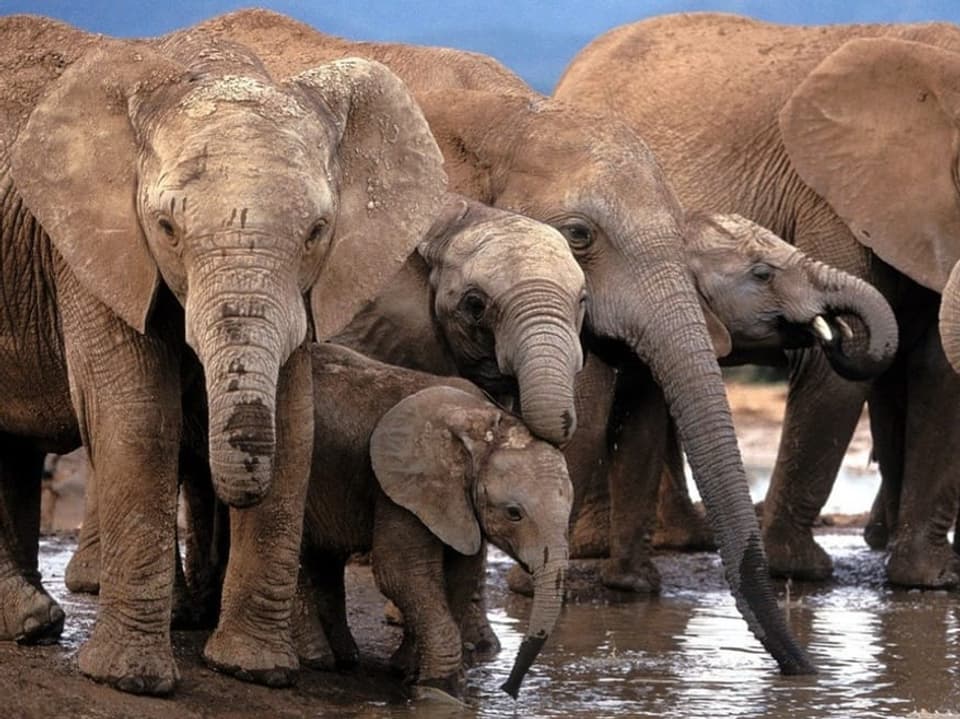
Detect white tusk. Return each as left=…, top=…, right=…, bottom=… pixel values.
left=812, top=315, right=833, bottom=342
left=835, top=317, right=854, bottom=339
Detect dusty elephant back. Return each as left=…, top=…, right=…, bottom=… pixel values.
left=190, top=8, right=530, bottom=96
left=0, top=15, right=98, bottom=161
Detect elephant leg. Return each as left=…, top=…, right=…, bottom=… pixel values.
left=446, top=542, right=498, bottom=665
left=373, top=501, right=462, bottom=699
left=202, top=344, right=313, bottom=687
left=0, top=442, right=65, bottom=643
left=295, top=551, right=356, bottom=670
left=601, top=368, right=667, bottom=594
left=762, top=347, right=869, bottom=580
left=178, top=444, right=225, bottom=630
left=65, top=465, right=101, bottom=594
left=63, top=294, right=183, bottom=695
left=886, top=324, right=960, bottom=588
left=652, top=421, right=715, bottom=551
left=863, top=359, right=907, bottom=551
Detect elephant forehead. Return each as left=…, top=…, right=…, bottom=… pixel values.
left=178, top=75, right=306, bottom=119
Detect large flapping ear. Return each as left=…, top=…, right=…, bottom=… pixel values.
left=10, top=39, right=187, bottom=333
left=702, top=303, right=732, bottom=359
left=370, top=385, right=499, bottom=555
left=780, top=37, right=960, bottom=292
left=289, top=58, right=447, bottom=340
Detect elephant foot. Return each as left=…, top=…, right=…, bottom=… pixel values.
left=292, top=620, right=336, bottom=671
left=461, top=598, right=500, bottom=663
left=762, top=522, right=833, bottom=580
left=506, top=565, right=534, bottom=597
left=203, top=623, right=299, bottom=687
left=887, top=540, right=960, bottom=589
left=64, top=541, right=100, bottom=594
left=863, top=520, right=890, bottom=551
left=0, top=574, right=65, bottom=644
left=601, top=556, right=661, bottom=594
left=77, top=623, right=178, bottom=696
left=414, top=676, right=466, bottom=705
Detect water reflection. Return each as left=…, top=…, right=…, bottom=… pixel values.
left=35, top=534, right=960, bottom=718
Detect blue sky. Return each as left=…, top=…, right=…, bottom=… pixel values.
left=5, top=1, right=960, bottom=92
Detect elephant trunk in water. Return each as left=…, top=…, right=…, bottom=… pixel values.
left=600, top=239, right=815, bottom=675
left=940, top=261, right=960, bottom=375
left=185, top=250, right=308, bottom=508
left=501, top=541, right=568, bottom=698
left=498, top=281, right=582, bottom=445
left=805, top=257, right=898, bottom=381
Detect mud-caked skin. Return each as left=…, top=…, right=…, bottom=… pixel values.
left=294, top=343, right=572, bottom=701
left=0, top=15, right=445, bottom=695
left=200, top=8, right=815, bottom=675
left=556, top=13, right=960, bottom=587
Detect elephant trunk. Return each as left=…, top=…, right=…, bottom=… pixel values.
left=940, top=261, right=960, bottom=375
left=500, top=544, right=567, bottom=699
left=186, top=256, right=308, bottom=508
left=611, top=255, right=815, bottom=675
left=498, top=282, right=582, bottom=445
left=806, top=258, right=898, bottom=380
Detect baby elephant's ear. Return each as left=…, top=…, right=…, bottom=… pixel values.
left=370, top=385, right=496, bottom=555
left=701, top=303, right=732, bottom=359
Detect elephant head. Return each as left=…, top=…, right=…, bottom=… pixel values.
left=370, top=386, right=572, bottom=698
left=10, top=37, right=445, bottom=507
left=686, top=212, right=898, bottom=377
left=420, top=196, right=586, bottom=444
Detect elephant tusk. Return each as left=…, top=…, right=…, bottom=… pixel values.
left=834, top=316, right=854, bottom=340
left=812, top=315, right=833, bottom=343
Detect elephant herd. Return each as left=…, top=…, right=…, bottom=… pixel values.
left=0, top=6, right=958, bottom=705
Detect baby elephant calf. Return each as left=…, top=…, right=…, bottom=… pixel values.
left=296, top=343, right=572, bottom=700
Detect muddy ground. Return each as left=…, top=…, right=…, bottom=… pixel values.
left=2, top=383, right=889, bottom=718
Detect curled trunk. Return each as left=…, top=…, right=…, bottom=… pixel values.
left=500, top=548, right=567, bottom=698
left=498, top=283, right=582, bottom=446
left=807, top=258, right=898, bottom=381
left=940, top=261, right=960, bottom=375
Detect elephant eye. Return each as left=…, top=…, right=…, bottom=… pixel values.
left=505, top=504, right=524, bottom=522
left=750, top=263, right=774, bottom=282
left=459, top=290, right=488, bottom=322
left=558, top=221, right=594, bottom=251
left=305, top=218, right=332, bottom=255
left=158, top=218, right=179, bottom=246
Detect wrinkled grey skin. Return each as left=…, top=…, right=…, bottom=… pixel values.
left=556, top=13, right=960, bottom=587
left=515, top=212, right=897, bottom=592
left=0, top=16, right=445, bottom=695
left=293, top=343, right=571, bottom=702
left=198, top=7, right=815, bottom=676
left=63, top=194, right=585, bottom=628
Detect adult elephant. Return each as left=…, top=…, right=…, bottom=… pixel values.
left=196, top=9, right=815, bottom=675
left=0, top=16, right=445, bottom=694
left=556, top=12, right=960, bottom=586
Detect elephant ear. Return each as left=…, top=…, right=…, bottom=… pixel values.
left=289, top=59, right=447, bottom=340
left=10, top=39, right=187, bottom=333
left=701, top=304, right=732, bottom=359
left=370, top=385, right=498, bottom=556
left=780, top=37, right=960, bottom=292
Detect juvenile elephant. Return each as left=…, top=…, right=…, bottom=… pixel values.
left=555, top=211, right=896, bottom=591
left=64, top=193, right=586, bottom=635
left=294, top=343, right=571, bottom=701
left=0, top=16, right=444, bottom=694
left=197, top=8, right=815, bottom=675
left=556, top=13, right=960, bottom=587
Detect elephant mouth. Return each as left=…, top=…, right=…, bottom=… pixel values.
left=776, top=313, right=853, bottom=351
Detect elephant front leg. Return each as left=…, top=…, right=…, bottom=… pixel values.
left=601, top=373, right=668, bottom=594
left=762, top=348, right=869, bottom=580
left=446, top=542, right=499, bottom=664
left=0, top=443, right=65, bottom=643
left=295, top=551, right=357, bottom=670
left=203, top=345, right=313, bottom=687
left=652, top=422, right=715, bottom=551
left=65, top=465, right=101, bottom=594
left=886, top=327, right=960, bottom=588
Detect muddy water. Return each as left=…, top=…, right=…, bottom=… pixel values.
left=36, top=533, right=960, bottom=719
